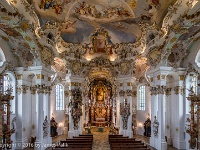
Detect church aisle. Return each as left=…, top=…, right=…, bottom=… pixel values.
left=89, top=126, right=111, bottom=150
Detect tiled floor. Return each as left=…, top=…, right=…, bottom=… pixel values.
left=24, top=129, right=178, bottom=150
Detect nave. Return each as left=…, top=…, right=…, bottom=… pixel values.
left=49, top=127, right=153, bottom=150
left=33, top=126, right=178, bottom=150
left=0, top=0, right=200, bottom=150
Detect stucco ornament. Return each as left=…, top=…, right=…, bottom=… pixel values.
left=147, top=49, right=161, bottom=66
left=153, top=116, right=159, bottom=138
left=69, top=88, right=83, bottom=130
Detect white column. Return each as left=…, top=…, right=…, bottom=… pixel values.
left=126, top=90, right=133, bottom=138
left=173, top=80, right=186, bottom=149
left=166, top=90, right=172, bottom=145
left=157, top=91, right=167, bottom=150
left=15, top=86, right=28, bottom=149
left=119, top=90, right=125, bottom=136
left=42, top=88, right=52, bottom=147
left=116, top=93, right=120, bottom=128
left=35, top=89, right=44, bottom=150
left=150, top=92, right=156, bottom=147
left=68, top=92, right=75, bottom=138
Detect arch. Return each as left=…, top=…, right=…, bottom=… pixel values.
left=195, top=49, right=200, bottom=67
left=3, top=71, right=16, bottom=114
left=0, top=47, right=6, bottom=66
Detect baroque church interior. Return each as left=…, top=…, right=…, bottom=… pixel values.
left=0, top=0, right=200, bottom=150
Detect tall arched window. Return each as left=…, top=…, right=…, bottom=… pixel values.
left=138, top=85, right=146, bottom=110
left=3, top=75, right=11, bottom=114
left=3, top=75, right=10, bottom=93
left=191, top=75, right=197, bottom=95
left=55, top=84, right=64, bottom=111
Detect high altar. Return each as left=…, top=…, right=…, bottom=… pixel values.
left=88, top=80, right=112, bottom=127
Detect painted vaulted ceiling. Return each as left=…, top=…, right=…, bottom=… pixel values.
left=0, top=0, right=199, bottom=84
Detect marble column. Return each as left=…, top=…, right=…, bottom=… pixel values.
left=172, top=79, right=186, bottom=149
left=157, top=85, right=167, bottom=150
left=125, top=89, right=133, bottom=138
left=68, top=90, right=74, bottom=138
left=35, top=85, right=45, bottom=150
left=119, top=90, right=125, bottom=136
left=15, top=76, right=29, bottom=149
left=116, top=92, right=120, bottom=128
left=150, top=86, right=157, bottom=148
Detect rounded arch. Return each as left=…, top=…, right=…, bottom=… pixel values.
left=195, top=49, right=200, bottom=67
left=0, top=47, right=6, bottom=66
left=3, top=71, right=16, bottom=114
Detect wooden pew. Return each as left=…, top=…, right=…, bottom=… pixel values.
left=73, top=136, right=93, bottom=140
left=79, top=134, right=93, bottom=136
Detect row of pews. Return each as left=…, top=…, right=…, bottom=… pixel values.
left=55, top=134, right=93, bottom=150
left=109, top=134, right=151, bottom=150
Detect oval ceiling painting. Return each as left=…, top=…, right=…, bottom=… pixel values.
left=32, top=0, right=149, bottom=44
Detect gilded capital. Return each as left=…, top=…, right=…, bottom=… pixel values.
left=150, top=86, right=157, bottom=95
left=165, top=88, right=172, bottom=97
left=174, top=86, right=185, bottom=95
left=44, top=86, right=52, bottom=95
left=126, top=90, right=133, bottom=96
left=35, top=84, right=45, bottom=94
left=157, top=85, right=166, bottom=95
left=30, top=85, right=37, bottom=94
left=119, top=90, right=125, bottom=97
left=17, top=85, right=29, bottom=95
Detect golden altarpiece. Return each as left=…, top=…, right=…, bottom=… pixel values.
left=88, top=80, right=113, bottom=127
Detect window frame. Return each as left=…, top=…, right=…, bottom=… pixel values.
left=138, top=85, right=146, bottom=111
left=55, top=84, right=64, bottom=111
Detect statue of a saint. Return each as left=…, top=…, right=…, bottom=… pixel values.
left=43, top=116, right=49, bottom=138
left=97, top=87, right=104, bottom=101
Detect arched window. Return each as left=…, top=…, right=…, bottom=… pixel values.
left=138, top=85, right=146, bottom=110
left=55, top=84, right=64, bottom=111
left=2, top=73, right=15, bottom=114
left=3, top=75, right=10, bottom=93
left=2, top=75, right=12, bottom=114
left=191, top=75, right=197, bottom=95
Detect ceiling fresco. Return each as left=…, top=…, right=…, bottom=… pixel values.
left=0, top=0, right=199, bottom=84
left=32, top=0, right=166, bottom=43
